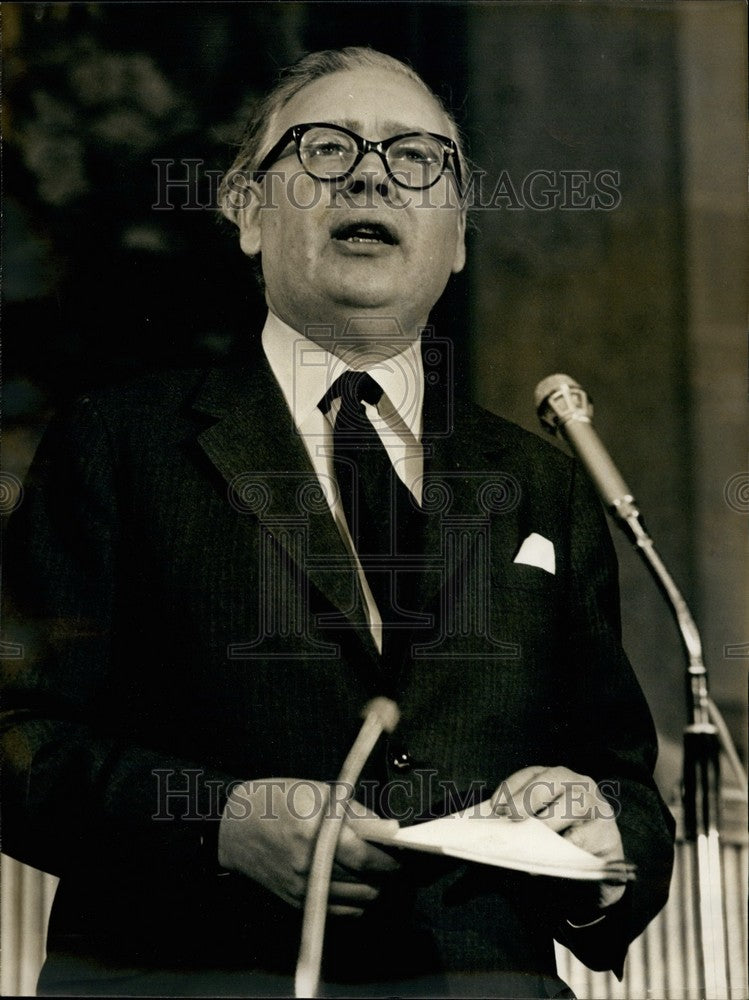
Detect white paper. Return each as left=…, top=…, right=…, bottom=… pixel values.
left=364, top=798, right=635, bottom=882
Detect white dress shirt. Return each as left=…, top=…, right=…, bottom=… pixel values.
left=261, top=310, right=424, bottom=653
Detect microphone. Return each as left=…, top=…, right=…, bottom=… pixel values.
left=535, top=377, right=744, bottom=994
left=534, top=373, right=641, bottom=528
left=534, top=369, right=707, bottom=654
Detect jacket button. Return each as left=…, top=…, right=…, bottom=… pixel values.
left=391, top=746, right=412, bottom=771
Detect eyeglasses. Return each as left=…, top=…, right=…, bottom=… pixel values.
left=253, top=122, right=463, bottom=192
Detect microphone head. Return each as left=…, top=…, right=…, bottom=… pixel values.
left=534, top=373, right=593, bottom=433
left=533, top=373, right=580, bottom=410
left=362, top=697, right=400, bottom=734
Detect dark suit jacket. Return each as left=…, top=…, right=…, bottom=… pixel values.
left=1, top=351, right=674, bottom=997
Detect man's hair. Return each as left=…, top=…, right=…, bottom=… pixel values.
left=218, top=46, right=465, bottom=226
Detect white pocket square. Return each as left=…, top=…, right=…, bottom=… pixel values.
left=513, top=532, right=555, bottom=575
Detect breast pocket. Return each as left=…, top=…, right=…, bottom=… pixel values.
left=492, top=558, right=559, bottom=594
left=488, top=558, right=563, bottom=672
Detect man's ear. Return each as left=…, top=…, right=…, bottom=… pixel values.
left=235, top=180, right=264, bottom=257
left=451, top=209, right=467, bottom=275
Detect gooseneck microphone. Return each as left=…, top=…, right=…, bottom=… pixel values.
left=534, top=373, right=640, bottom=527
left=533, top=373, right=702, bottom=659
left=295, top=698, right=400, bottom=999
left=534, top=372, right=746, bottom=999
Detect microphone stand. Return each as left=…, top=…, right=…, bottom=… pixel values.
left=611, top=499, right=729, bottom=1000
left=535, top=374, right=746, bottom=1000
left=535, top=377, right=742, bottom=999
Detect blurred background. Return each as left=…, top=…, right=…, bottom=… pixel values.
left=1, top=2, right=746, bottom=996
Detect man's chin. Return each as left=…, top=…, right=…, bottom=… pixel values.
left=324, top=304, right=420, bottom=340
left=325, top=274, right=419, bottom=314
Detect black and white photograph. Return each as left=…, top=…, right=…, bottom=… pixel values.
left=1, top=2, right=746, bottom=997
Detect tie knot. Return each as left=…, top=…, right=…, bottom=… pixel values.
left=319, top=370, right=384, bottom=416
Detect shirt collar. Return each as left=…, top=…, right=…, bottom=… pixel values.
left=261, top=310, right=424, bottom=440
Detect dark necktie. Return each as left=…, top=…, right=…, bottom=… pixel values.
left=319, top=370, right=420, bottom=642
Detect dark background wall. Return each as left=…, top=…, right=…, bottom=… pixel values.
left=2, top=2, right=469, bottom=396
left=2, top=1, right=746, bottom=797
left=469, top=4, right=686, bottom=792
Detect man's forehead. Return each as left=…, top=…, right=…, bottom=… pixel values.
left=330, top=117, right=445, bottom=137
left=275, top=68, right=452, bottom=137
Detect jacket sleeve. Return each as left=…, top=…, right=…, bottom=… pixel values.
left=1, top=396, right=237, bottom=881
left=552, top=459, right=676, bottom=976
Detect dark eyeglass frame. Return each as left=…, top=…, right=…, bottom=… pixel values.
left=253, top=121, right=463, bottom=192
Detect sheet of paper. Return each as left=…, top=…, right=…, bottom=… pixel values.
left=364, top=798, right=635, bottom=882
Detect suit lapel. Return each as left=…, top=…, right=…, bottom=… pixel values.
left=192, top=357, right=380, bottom=665
left=189, top=354, right=525, bottom=671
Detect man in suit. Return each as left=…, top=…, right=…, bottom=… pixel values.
left=1, top=47, right=674, bottom=997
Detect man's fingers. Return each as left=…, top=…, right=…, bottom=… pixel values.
left=492, top=765, right=558, bottom=819
left=562, top=818, right=625, bottom=863
left=346, top=815, right=399, bottom=842
left=534, top=808, right=573, bottom=833
left=327, top=905, right=365, bottom=918
left=336, top=825, right=401, bottom=873
left=338, top=839, right=401, bottom=874
left=493, top=766, right=607, bottom=826
left=327, top=880, right=380, bottom=904
left=522, top=779, right=564, bottom=818
left=344, top=799, right=400, bottom=841
left=493, top=765, right=549, bottom=804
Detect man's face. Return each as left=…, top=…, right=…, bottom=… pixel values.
left=238, top=67, right=466, bottom=350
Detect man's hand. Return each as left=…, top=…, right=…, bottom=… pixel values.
left=492, top=765, right=627, bottom=914
left=217, top=778, right=400, bottom=917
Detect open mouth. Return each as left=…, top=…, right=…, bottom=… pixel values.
left=331, top=221, right=398, bottom=246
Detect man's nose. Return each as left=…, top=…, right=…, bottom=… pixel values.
left=345, top=149, right=392, bottom=198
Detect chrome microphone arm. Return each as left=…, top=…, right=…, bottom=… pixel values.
left=535, top=373, right=736, bottom=1000
left=535, top=375, right=712, bottom=729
